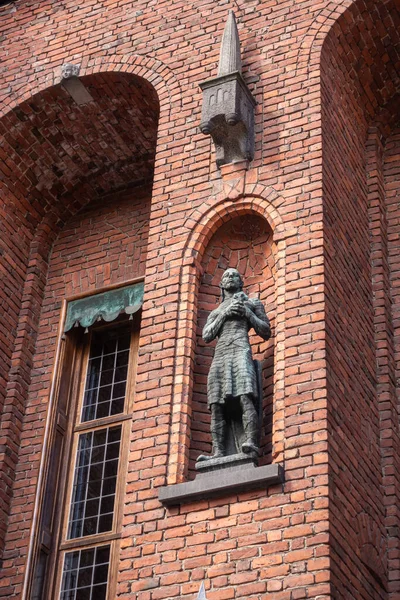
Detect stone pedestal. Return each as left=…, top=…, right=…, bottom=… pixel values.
left=158, top=462, right=284, bottom=506
left=195, top=452, right=257, bottom=473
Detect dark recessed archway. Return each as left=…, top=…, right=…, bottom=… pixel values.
left=0, top=70, right=160, bottom=562
left=0, top=71, right=159, bottom=228
left=320, top=1, right=400, bottom=598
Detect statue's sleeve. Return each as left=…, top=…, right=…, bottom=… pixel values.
left=246, top=299, right=271, bottom=341
left=202, top=306, right=225, bottom=343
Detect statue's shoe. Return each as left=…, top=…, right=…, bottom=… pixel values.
left=196, top=452, right=224, bottom=462
left=242, top=442, right=259, bottom=454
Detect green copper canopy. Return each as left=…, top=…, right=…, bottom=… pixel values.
left=64, top=282, right=144, bottom=332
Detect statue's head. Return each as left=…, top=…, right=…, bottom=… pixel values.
left=220, top=268, right=243, bottom=296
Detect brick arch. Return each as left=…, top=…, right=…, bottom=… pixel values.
left=0, top=59, right=170, bottom=566
left=0, top=52, right=182, bottom=119
left=184, top=190, right=284, bottom=261
left=297, top=1, right=353, bottom=78
left=0, top=70, right=164, bottom=231
left=0, top=54, right=182, bottom=223
left=166, top=194, right=286, bottom=484
left=319, top=0, right=399, bottom=121
left=299, top=0, right=399, bottom=104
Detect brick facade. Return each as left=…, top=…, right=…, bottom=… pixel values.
left=0, top=0, right=399, bottom=598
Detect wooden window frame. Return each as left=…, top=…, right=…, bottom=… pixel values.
left=29, top=315, right=140, bottom=600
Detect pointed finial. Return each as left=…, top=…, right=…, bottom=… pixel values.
left=196, top=582, right=207, bottom=600
left=217, top=10, right=242, bottom=76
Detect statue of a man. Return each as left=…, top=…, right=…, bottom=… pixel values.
left=197, top=268, right=271, bottom=462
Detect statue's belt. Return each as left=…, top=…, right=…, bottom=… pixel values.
left=216, top=337, right=250, bottom=348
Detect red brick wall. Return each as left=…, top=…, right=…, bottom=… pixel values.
left=366, top=127, right=398, bottom=597
left=0, top=0, right=399, bottom=599
left=0, top=185, right=34, bottom=547
left=384, top=125, right=400, bottom=595
left=385, top=126, right=400, bottom=405
left=46, top=189, right=150, bottom=295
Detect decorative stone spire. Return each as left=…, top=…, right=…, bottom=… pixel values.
left=199, top=11, right=256, bottom=167
left=217, top=10, right=242, bottom=76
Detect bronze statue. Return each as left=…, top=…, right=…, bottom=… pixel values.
left=197, top=268, right=271, bottom=463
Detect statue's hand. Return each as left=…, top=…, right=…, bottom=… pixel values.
left=226, top=299, right=245, bottom=318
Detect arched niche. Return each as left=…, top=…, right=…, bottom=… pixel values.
left=319, top=1, right=400, bottom=597
left=189, top=213, right=276, bottom=478
left=0, top=69, right=160, bottom=577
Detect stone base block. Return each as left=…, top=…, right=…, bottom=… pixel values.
left=195, top=451, right=257, bottom=473
left=158, top=462, right=284, bottom=506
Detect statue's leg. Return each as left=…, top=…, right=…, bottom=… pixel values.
left=197, top=403, right=226, bottom=462
left=240, top=394, right=259, bottom=454
left=211, top=403, right=226, bottom=457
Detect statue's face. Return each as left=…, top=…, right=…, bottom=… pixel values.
left=221, top=268, right=243, bottom=292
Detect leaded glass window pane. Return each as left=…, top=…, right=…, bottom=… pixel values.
left=81, top=329, right=130, bottom=423
left=68, top=426, right=121, bottom=539
left=60, top=545, right=110, bottom=600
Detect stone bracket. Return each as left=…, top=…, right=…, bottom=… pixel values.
left=199, top=11, right=256, bottom=168
left=200, top=72, right=256, bottom=167
left=60, top=63, right=93, bottom=106
left=158, top=463, right=284, bottom=506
